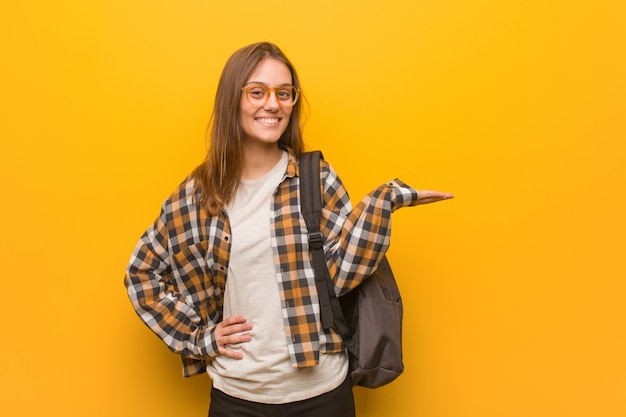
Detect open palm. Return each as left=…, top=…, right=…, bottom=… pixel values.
left=415, top=190, right=454, bottom=205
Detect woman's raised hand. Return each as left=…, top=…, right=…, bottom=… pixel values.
left=415, top=190, right=454, bottom=205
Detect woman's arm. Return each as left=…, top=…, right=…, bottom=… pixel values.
left=124, top=203, right=219, bottom=360
left=319, top=161, right=452, bottom=295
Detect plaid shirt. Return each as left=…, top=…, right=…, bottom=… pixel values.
left=125, top=152, right=419, bottom=377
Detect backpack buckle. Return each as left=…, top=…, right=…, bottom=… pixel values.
left=308, top=232, right=323, bottom=250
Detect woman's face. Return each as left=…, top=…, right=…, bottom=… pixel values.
left=239, top=58, right=293, bottom=146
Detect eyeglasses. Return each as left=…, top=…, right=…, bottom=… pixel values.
left=241, top=83, right=300, bottom=107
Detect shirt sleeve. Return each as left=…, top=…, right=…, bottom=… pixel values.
left=319, top=161, right=419, bottom=295
left=124, top=198, right=219, bottom=360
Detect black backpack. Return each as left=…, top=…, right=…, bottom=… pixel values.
left=299, top=151, right=404, bottom=388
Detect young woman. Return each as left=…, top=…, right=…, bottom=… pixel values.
left=125, top=42, right=453, bottom=417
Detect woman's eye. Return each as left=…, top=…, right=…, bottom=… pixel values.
left=249, top=88, right=266, bottom=97
left=277, top=89, right=292, bottom=100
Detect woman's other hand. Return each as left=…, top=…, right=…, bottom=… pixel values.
left=214, top=315, right=253, bottom=359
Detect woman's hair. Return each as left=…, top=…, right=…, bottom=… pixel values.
left=193, top=42, right=305, bottom=216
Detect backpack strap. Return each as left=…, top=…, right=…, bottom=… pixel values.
left=299, top=151, right=350, bottom=338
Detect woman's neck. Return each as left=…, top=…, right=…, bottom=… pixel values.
left=241, top=143, right=283, bottom=180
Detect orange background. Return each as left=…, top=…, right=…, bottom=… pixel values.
left=1, top=1, right=625, bottom=416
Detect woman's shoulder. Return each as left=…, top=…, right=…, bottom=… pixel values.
left=160, top=173, right=201, bottom=212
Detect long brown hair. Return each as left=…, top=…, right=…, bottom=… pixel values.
left=193, top=42, right=305, bottom=216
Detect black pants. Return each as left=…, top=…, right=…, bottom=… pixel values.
left=208, top=376, right=356, bottom=417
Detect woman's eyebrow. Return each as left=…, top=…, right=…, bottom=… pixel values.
left=244, top=81, right=293, bottom=86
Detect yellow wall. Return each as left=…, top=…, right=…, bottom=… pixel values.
left=2, top=1, right=625, bottom=416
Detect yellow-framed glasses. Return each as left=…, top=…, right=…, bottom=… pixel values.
left=241, top=83, right=300, bottom=107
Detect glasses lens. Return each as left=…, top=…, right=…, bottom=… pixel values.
left=246, top=85, right=269, bottom=106
left=276, top=87, right=297, bottom=105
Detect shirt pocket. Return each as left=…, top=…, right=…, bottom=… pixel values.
left=171, top=241, right=213, bottom=320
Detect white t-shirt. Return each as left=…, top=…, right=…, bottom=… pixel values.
left=206, top=151, right=348, bottom=403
